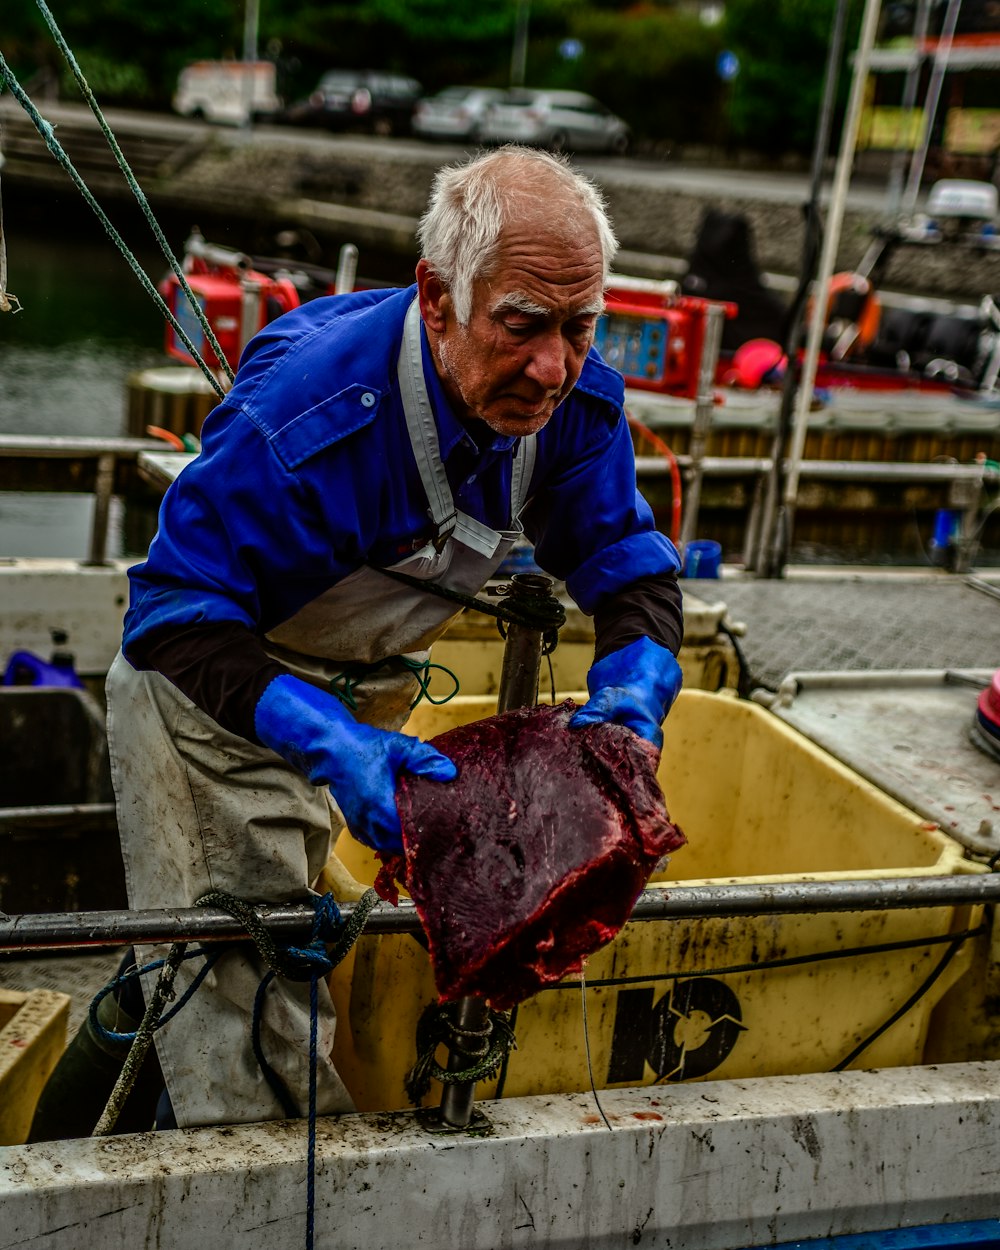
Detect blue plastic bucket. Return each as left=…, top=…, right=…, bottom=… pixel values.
left=683, top=540, right=722, bottom=579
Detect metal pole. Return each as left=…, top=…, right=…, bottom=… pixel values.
left=775, top=0, right=884, bottom=574
left=510, top=0, right=531, bottom=89
left=438, top=571, right=557, bottom=1128
left=241, top=0, right=261, bottom=130
left=677, top=303, right=726, bottom=553
left=885, top=0, right=933, bottom=218
left=5, top=874, right=1000, bottom=954
left=952, top=463, right=986, bottom=574
left=85, top=452, right=115, bottom=566
left=752, top=0, right=851, bottom=575
left=901, top=0, right=963, bottom=215
left=334, top=243, right=358, bottom=296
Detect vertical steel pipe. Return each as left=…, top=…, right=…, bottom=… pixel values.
left=438, top=572, right=557, bottom=1128
left=86, top=452, right=116, bottom=566
left=677, top=303, right=726, bottom=553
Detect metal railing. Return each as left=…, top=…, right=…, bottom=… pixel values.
left=636, top=453, right=997, bottom=573
left=2, top=436, right=994, bottom=572
left=0, top=434, right=168, bottom=566
left=4, top=873, right=998, bottom=954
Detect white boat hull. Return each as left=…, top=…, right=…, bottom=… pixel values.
left=2, top=1063, right=998, bottom=1248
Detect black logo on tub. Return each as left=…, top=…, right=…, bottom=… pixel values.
left=607, top=978, right=746, bottom=1084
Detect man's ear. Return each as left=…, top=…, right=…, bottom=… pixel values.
left=416, top=259, right=449, bottom=333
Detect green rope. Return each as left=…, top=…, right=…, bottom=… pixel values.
left=405, top=1001, right=517, bottom=1106
left=196, top=887, right=379, bottom=978
left=90, top=888, right=379, bottom=1136
left=329, top=655, right=461, bottom=713
left=0, top=50, right=227, bottom=399
left=30, top=0, right=234, bottom=389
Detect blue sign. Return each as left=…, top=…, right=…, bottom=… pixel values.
left=559, top=38, right=584, bottom=61
left=716, top=50, right=740, bottom=82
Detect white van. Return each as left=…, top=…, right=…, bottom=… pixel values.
left=173, top=61, right=280, bottom=126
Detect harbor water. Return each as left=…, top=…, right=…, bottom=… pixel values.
left=0, top=226, right=165, bottom=558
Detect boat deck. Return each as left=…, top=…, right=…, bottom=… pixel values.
left=689, top=569, right=1000, bottom=691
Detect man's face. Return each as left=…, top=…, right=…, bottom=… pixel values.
left=419, top=218, right=605, bottom=437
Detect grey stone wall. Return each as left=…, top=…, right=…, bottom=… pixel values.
left=168, top=137, right=999, bottom=303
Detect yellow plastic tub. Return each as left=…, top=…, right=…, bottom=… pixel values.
left=0, top=988, right=70, bottom=1145
left=327, top=689, right=981, bottom=1111
left=428, top=599, right=741, bottom=698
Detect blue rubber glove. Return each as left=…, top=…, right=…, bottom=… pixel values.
left=569, top=636, right=682, bottom=750
left=254, top=674, right=457, bottom=855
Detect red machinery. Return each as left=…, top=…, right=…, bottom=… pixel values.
left=159, top=237, right=301, bottom=372
left=594, top=278, right=736, bottom=398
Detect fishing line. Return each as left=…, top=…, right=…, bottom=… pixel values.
left=580, top=971, right=613, bottom=1131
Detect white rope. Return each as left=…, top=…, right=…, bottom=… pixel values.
left=0, top=125, right=22, bottom=314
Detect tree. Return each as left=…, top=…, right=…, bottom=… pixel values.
left=5, top=0, right=238, bottom=103
left=559, top=7, right=725, bottom=145
left=723, top=0, right=862, bottom=154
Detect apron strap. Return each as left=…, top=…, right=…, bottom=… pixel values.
left=398, top=298, right=457, bottom=545
left=399, top=295, right=537, bottom=540
left=510, top=434, right=537, bottom=526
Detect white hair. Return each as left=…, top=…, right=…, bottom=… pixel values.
left=417, top=145, right=619, bottom=325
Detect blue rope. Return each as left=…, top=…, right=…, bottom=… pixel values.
left=90, top=891, right=366, bottom=1250
left=308, top=974, right=319, bottom=1250
left=245, top=892, right=346, bottom=1250
left=251, top=972, right=300, bottom=1118
left=89, top=945, right=225, bottom=1045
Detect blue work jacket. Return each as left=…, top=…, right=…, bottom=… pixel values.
left=124, top=286, right=679, bottom=652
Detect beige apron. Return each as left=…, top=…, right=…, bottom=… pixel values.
left=106, top=298, right=536, bottom=1127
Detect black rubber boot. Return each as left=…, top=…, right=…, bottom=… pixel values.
left=28, top=951, right=167, bottom=1141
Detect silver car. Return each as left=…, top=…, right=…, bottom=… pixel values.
left=412, top=86, right=507, bottom=142
left=479, top=89, right=631, bottom=155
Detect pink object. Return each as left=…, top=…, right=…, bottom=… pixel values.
left=978, top=670, right=1000, bottom=731
left=726, top=338, right=787, bottom=389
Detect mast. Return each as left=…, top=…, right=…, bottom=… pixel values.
left=769, top=0, right=885, bottom=575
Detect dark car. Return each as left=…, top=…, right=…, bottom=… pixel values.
left=282, top=69, right=423, bottom=135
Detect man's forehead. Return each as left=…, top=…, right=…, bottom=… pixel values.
left=490, top=288, right=606, bottom=318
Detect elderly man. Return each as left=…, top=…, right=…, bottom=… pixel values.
left=102, top=145, right=683, bottom=1129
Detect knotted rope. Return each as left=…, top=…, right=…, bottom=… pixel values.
left=405, top=1000, right=517, bottom=1107
left=89, top=888, right=378, bottom=1250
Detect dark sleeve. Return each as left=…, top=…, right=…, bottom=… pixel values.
left=592, top=571, right=684, bottom=663
left=127, top=621, right=287, bottom=742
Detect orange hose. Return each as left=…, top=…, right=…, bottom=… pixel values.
left=146, top=425, right=187, bottom=451
left=627, top=412, right=682, bottom=546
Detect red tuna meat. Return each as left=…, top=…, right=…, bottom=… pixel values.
left=393, top=700, right=686, bottom=1009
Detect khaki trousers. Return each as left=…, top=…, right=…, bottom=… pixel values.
left=105, top=651, right=356, bottom=1127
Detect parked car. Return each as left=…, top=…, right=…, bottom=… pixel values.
left=281, top=69, right=422, bottom=136
left=412, top=86, right=507, bottom=143
left=479, top=89, right=631, bottom=155
left=173, top=61, right=281, bottom=127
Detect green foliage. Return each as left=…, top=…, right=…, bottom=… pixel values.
left=1, top=0, right=857, bottom=156
left=555, top=8, right=725, bottom=144
left=723, top=0, right=862, bottom=153
left=59, top=52, right=151, bottom=104
left=4, top=0, right=238, bottom=100
left=365, top=0, right=514, bottom=42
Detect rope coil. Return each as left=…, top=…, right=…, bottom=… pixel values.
left=405, top=1001, right=517, bottom=1106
